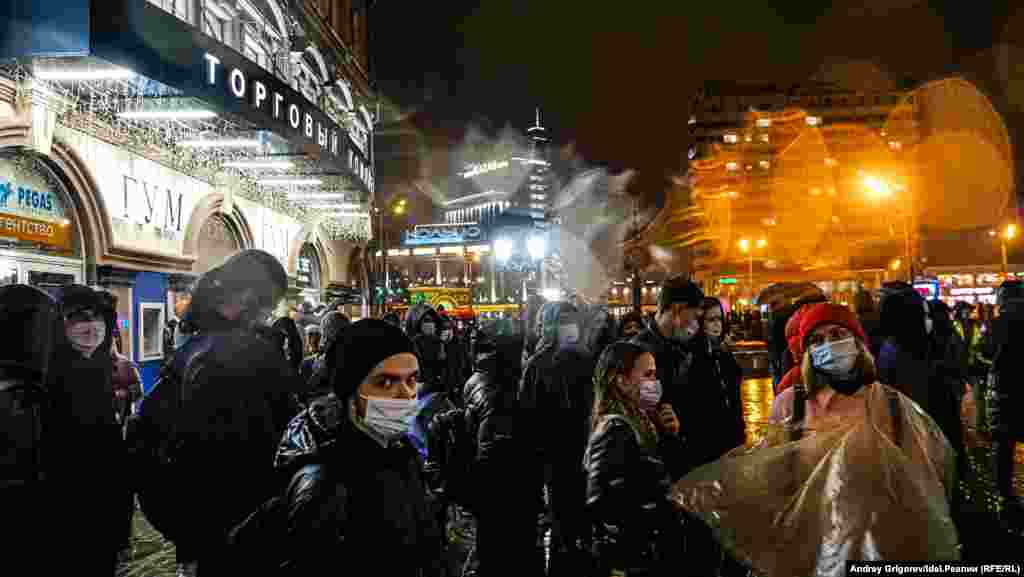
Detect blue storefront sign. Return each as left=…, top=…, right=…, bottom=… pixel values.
left=403, top=223, right=486, bottom=246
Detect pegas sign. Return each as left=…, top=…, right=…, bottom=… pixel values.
left=0, top=161, right=73, bottom=251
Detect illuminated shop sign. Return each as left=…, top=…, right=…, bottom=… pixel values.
left=0, top=166, right=72, bottom=250
left=949, top=287, right=995, bottom=296
left=403, top=223, right=485, bottom=246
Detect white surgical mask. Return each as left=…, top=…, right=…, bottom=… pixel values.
left=924, top=317, right=934, bottom=335
left=362, top=396, right=418, bottom=442
left=421, top=322, right=436, bottom=337
left=68, top=320, right=106, bottom=358
left=638, top=379, right=662, bottom=413
left=810, top=337, right=858, bottom=378
left=558, top=323, right=580, bottom=347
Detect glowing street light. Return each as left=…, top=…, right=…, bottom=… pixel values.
left=527, top=236, right=545, bottom=261
left=738, top=238, right=767, bottom=304
left=993, top=223, right=1018, bottom=276
left=862, top=174, right=893, bottom=198
left=495, top=238, right=513, bottom=264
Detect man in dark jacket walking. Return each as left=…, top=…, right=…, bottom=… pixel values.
left=463, top=319, right=540, bottom=576
left=133, top=249, right=300, bottom=577
left=520, top=301, right=593, bottom=572
left=987, top=280, right=1024, bottom=536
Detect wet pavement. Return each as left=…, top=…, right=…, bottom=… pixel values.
left=120, top=375, right=1024, bottom=575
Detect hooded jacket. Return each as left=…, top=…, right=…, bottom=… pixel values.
left=406, top=304, right=446, bottom=397
left=46, top=285, right=124, bottom=572
left=463, top=334, right=523, bottom=482
left=519, top=302, right=594, bottom=458
left=133, top=251, right=300, bottom=559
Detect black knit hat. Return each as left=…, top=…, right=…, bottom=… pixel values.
left=58, top=284, right=104, bottom=317
left=330, top=318, right=416, bottom=401
left=657, top=276, right=704, bottom=313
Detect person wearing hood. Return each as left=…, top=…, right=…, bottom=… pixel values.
left=985, top=280, right=1024, bottom=534
left=406, top=304, right=447, bottom=399
left=519, top=300, right=594, bottom=571
left=681, top=303, right=959, bottom=575
left=877, top=282, right=963, bottom=461
left=437, top=313, right=471, bottom=401
left=43, top=284, right=125, bottom=574
left=274, top=319, right=444, bottom=576
left=133, top=249, right=301, bottom=577
left=582, top=302, right=618, bottom=360
left=459, top=318, right=540, bottom=576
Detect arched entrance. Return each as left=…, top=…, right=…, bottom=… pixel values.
left=194, top=213, right=243, bottom=274
left=297, top=242, right=323, bottom=305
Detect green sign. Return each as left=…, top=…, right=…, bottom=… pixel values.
left=719, top=278, right=738, bottom=285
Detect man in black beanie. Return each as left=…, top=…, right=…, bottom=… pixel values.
left=133, top=249, right=299, bottom=577
left=274, top=319, right=445, bottom=575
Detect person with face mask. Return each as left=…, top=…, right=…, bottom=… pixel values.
left=132, top=249, right=301, bottom=577
left=274, top=319, right=443, bottom=575
left=631, top=276, right=704, bottom=422
left=586, top=341, right=686, bottom=577
left=44, top=285, right=126, bottom=575
left=519, top=301, right=596, bottom=573
left=677, top=303, right=960, bottom=576
left=406, top=304, right=447, bottom=399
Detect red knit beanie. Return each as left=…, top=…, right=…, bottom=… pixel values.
left=799, top=303, right=867, bottom=349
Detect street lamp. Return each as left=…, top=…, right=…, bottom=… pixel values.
left=738, top=237, right=767, bottom=305
left=376, top=196, right=408, bottom=314
left=990, top=223, right=1017, bottom=277
left=863, top=173, right=912, bottom=281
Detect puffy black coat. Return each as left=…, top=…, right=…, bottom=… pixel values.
left=683, top=335, right=746, bottom=468
left=406, top=304, right=447, bottom=397
left=45, top=286, right=124, bottom=573
left=519, top=339, right=594, bottom=465
left=274, top=397, right=445, bottom=576
left=462, top=336, right=522, bottom=479
left=134, top=328, right=300, bottom=560
left=585, top=416, right=686, bottom=572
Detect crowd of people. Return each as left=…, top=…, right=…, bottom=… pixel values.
left=0, top=247, right=1020, bottom=576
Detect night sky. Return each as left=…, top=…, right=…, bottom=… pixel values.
left=371, top=1, right=1019, bottom=197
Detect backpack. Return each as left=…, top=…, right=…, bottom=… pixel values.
left=0, top=285, right=58, bottom=493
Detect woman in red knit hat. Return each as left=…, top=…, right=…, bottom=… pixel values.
left=674, top=302, right=960, bottom=575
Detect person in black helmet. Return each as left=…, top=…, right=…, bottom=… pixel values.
left=274, top=319, right=444, bottom=575
left=133, top=249, right=301, bottom=577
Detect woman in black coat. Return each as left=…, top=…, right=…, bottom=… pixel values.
left=585, top=341, right=687, bottom=577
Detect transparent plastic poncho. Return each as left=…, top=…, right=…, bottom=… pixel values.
left=672, top=382, right=960, bottom=576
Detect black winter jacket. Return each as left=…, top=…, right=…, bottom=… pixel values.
left=275, top=397, right=445, bottom=576
left=134, top=328, right=300, bottom=555
left=462, top=337, right=522, bottom=476
left=519, top=341, right=594, bottom=465
left=683, top=336, right=746, bottom=467
left=631, top=323, right=694, bottom=418
left=585, top=416, right=686, bottom=571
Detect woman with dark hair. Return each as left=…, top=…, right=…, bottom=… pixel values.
left=585, top=341, right=686, bottom=576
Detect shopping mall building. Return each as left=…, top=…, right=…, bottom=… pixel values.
left=1, top=0, right=376, bottom=389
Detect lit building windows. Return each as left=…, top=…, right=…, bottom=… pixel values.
left=759, top=134, right=769, bottom=143
left=723, top=133, right=738, bottom=144
left=726, top=162, right=739, bottom=171
left=806, top=116, right=820, bottom=126
left=759, top=160, right=770, bottom=169
left=756, top=118, right=771, bottom=128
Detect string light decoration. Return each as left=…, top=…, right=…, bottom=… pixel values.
left=0, top=59, right=372, bottom=243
